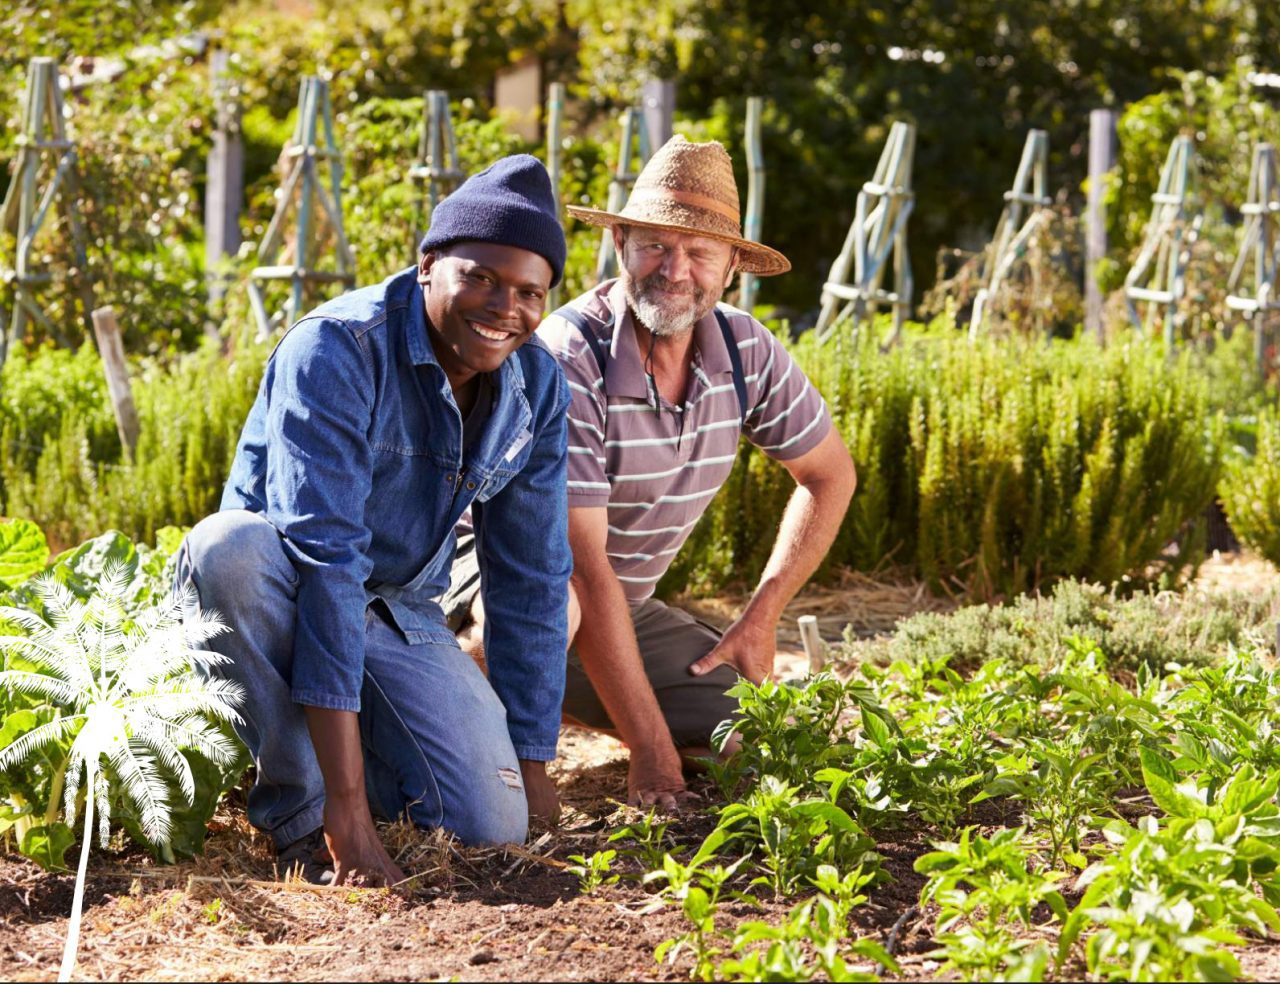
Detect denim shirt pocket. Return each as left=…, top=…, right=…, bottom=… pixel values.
left=474, top=427, right=534, bottom=503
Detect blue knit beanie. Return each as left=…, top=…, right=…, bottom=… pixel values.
left=419, top=154, right=566, bottom=287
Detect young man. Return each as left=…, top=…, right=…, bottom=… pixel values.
left=179, top=155, right=571, bottom=888
left=446, top=137, right=857, bottom=811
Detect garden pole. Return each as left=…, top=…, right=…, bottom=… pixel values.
left=204, top=49, right=243, bottom=329
left=798, top=615, right=825, bottom=674
left=641, top=78, right=675, bottom=151
left=1085, top=110, right=1116, bottom=343
left=1226, top=143, right=1279, bottom=380
left=739, top=96, right=765, bottom=313
left=91, top=306, right=140, bottom=462
left=546, top=82, right=565, bottom=310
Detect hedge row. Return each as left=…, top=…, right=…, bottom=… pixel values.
left=0, top=320, right=1239, bottom=598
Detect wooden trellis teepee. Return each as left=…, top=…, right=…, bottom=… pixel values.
left=968, top=129, right=1052, bottom=338
left=0, top=57, right=95, bottom=366
left=409, top=89, right=465, bottom=259
left=814, top=121, right=916, bottom=347
left=1123, top=134, right=1199, bottom=344
left=246, top=75, right=355, bottom=336
left=1226, top=143, right=1280, bottom=376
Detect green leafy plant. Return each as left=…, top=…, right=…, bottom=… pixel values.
left=916, top=827, right=1067, bottom=982
left=566, top=848, right=619, bottom=894
left=0, top=568, right=242, bottom=981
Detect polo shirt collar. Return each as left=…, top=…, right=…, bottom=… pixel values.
left=602, top=279, right=734, bottom=400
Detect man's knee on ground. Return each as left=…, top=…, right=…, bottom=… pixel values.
left=184, top=511, right=287, bottom=596
left=436, top=770, right=528, bottom=846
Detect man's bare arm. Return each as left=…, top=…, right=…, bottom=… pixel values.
left=568, top=506, right=691, bottom=809
left=690, top=428, right=856, bottom=682
left=302, top=707, right=406, bottom=887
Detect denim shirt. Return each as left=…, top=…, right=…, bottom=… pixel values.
left=222, top=267, right=571, bottom=761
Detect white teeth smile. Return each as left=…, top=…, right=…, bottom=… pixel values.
left=469, top=321, right=510, bottom=342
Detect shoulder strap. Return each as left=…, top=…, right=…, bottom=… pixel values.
left=714, top=308, right=749, bottom=426
left=552, top=304, right=610, bottom=378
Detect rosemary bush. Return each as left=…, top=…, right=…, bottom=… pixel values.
left=662, top=318, right=1225, bottom=600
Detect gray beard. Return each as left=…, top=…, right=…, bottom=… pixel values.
left=631, top=293, right=698, bottom=338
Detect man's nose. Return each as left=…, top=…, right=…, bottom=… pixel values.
left=660, top=246, right=692, bottom=282
left=487, top=284, right=519, bottom=321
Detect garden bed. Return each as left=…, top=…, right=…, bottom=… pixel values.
left=4, top=553, right=1280, bottom=982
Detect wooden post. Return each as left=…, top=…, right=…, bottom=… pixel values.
left=205, top=49, right=243, bottom=318
left=798, top=615, right=825, bottom=674
left=1086, top=110, right=1116, bottom=342
left=641, top=78, right=675, bottom=151
left=91, top=307, right=140, bottom=462
left=739, top=96, right=765, bottom=313
left=546, top=82, right=565, bottom=310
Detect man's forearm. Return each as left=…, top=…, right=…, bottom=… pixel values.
left=743, top=474, right=854, bottom=623
left=570, top=569, right=677, bottom=758
left=302, top=706, right=367, bottom=802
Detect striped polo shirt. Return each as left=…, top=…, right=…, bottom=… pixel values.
left=537, top=279, right=832, bottom=603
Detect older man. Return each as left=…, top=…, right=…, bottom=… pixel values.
left=448, top=136, right=856, bottom=810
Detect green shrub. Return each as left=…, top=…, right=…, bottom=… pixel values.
left=846, top=578, right=1278, bottom=675
left=1221, top=405, right=1280, bottom=565
left=661, top=319, right=1225, bottom=600
left=0, top=339, right=267, bottom=551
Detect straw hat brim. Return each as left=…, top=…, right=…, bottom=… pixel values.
left=566, top=204, right=791, bottom=277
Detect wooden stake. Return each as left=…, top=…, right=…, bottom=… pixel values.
left=91, top=306, right=140, bottom=461
left=798, top=615, right=825, bottom=674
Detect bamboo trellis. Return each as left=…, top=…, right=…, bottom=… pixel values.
left=595, top=106, right=652, bottom=283
left=814, top=121, right=916, bottom=347
left=737, top=96, right=766, bottom=313
left=246, top=75, right=355, bottom=336
left=968, top=129, right=1052, bottom=339
left=1226, top=143, right=1280, bottom=376
left=1123, top=134, right=1199, bottom=344
left=0, top=57, right=95, bottom=367
left=409, top=89, right=465, bottom=258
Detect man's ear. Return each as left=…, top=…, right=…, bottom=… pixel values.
left=611, top=225, right=627, bottom=255
left=417, top=251, right=436, bottom=285
left=724, top=248, right=740, bottom=290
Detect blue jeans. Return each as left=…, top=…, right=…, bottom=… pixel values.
left=177, top=510, right=529, bottom=849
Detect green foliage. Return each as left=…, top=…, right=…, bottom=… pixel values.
left=0, top=338, right=267, bottom=551
left=665, top=324, right=1225, bottom=600
left=0, top=523, right=248, bottom=869
left=1221, top=404, right=1280, bottom=565
left=854, top=575, right=1276, bottom=676
left=916, top=827, right=1066, bottom=982
left=566, top=848, right=619, bottom=894
left=0, top=518, right=49, bottom=589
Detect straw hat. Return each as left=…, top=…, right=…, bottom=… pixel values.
left=567, top=135, right=791, bottom=276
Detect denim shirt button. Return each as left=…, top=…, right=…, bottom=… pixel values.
left=445, top=473, right=454, bottom=483
left=466, top=481, right=476, bottom=490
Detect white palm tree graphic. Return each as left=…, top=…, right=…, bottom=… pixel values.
left=0, top=565, right=243, bottom=982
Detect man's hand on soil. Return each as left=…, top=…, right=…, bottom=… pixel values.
left=322, top=795, right=407, bottom=889
left=520, top=759, right=561, bottom=826
left=688, top=613, right=776, bottom=684
left=627, top=746, right=698, bottom=813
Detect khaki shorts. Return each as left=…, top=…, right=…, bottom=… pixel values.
left=443, top=533, right=740, bottom=749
